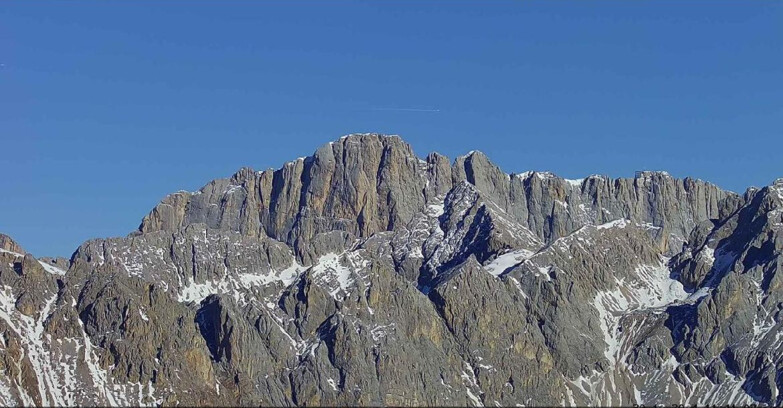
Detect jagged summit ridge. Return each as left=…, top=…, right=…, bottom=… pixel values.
left=140, top=133, right=736, bottom=261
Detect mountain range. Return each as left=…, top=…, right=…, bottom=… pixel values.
left=1, top=133, right=782, bottom=406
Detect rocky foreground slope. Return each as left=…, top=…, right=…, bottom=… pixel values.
left=1, top=133, right=782, bottom=406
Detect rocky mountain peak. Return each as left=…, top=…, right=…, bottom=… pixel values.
left=0, top=233, right=25, bottom=255
left=139, top=134, right=740, bottom=264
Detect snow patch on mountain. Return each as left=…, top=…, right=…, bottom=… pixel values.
left=310, top=252, right=355, bottom=299
left=483, top=249, right=534, bottom=277
left=594, top=261, right=688, bottom=364
left=38, top=261, right=67, bottom=276
left=178, top=261, right=305, bottom=304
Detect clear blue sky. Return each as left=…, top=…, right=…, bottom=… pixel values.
left=2, top=1, right=781, bottom=257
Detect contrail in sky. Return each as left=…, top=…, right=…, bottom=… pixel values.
left=368, top=107, right=441, bottom=112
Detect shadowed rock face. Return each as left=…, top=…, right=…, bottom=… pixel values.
left=1, top=133, right=781, bottom=407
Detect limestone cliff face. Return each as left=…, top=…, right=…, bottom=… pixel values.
left=140, top=134, right=435, bottom=263
left=2, top=134, right=782, bottom=407
left=140, top=134, right=736, bottom=260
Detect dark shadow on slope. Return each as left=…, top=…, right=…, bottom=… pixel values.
left=195, top=295, right=234, bottom=363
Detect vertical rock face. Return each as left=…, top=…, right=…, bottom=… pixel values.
left=2, top=133, right=782, bottom=407
left=140, top=135, right=437, bottom=263
left=140, top=134, right=735, bottom=261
